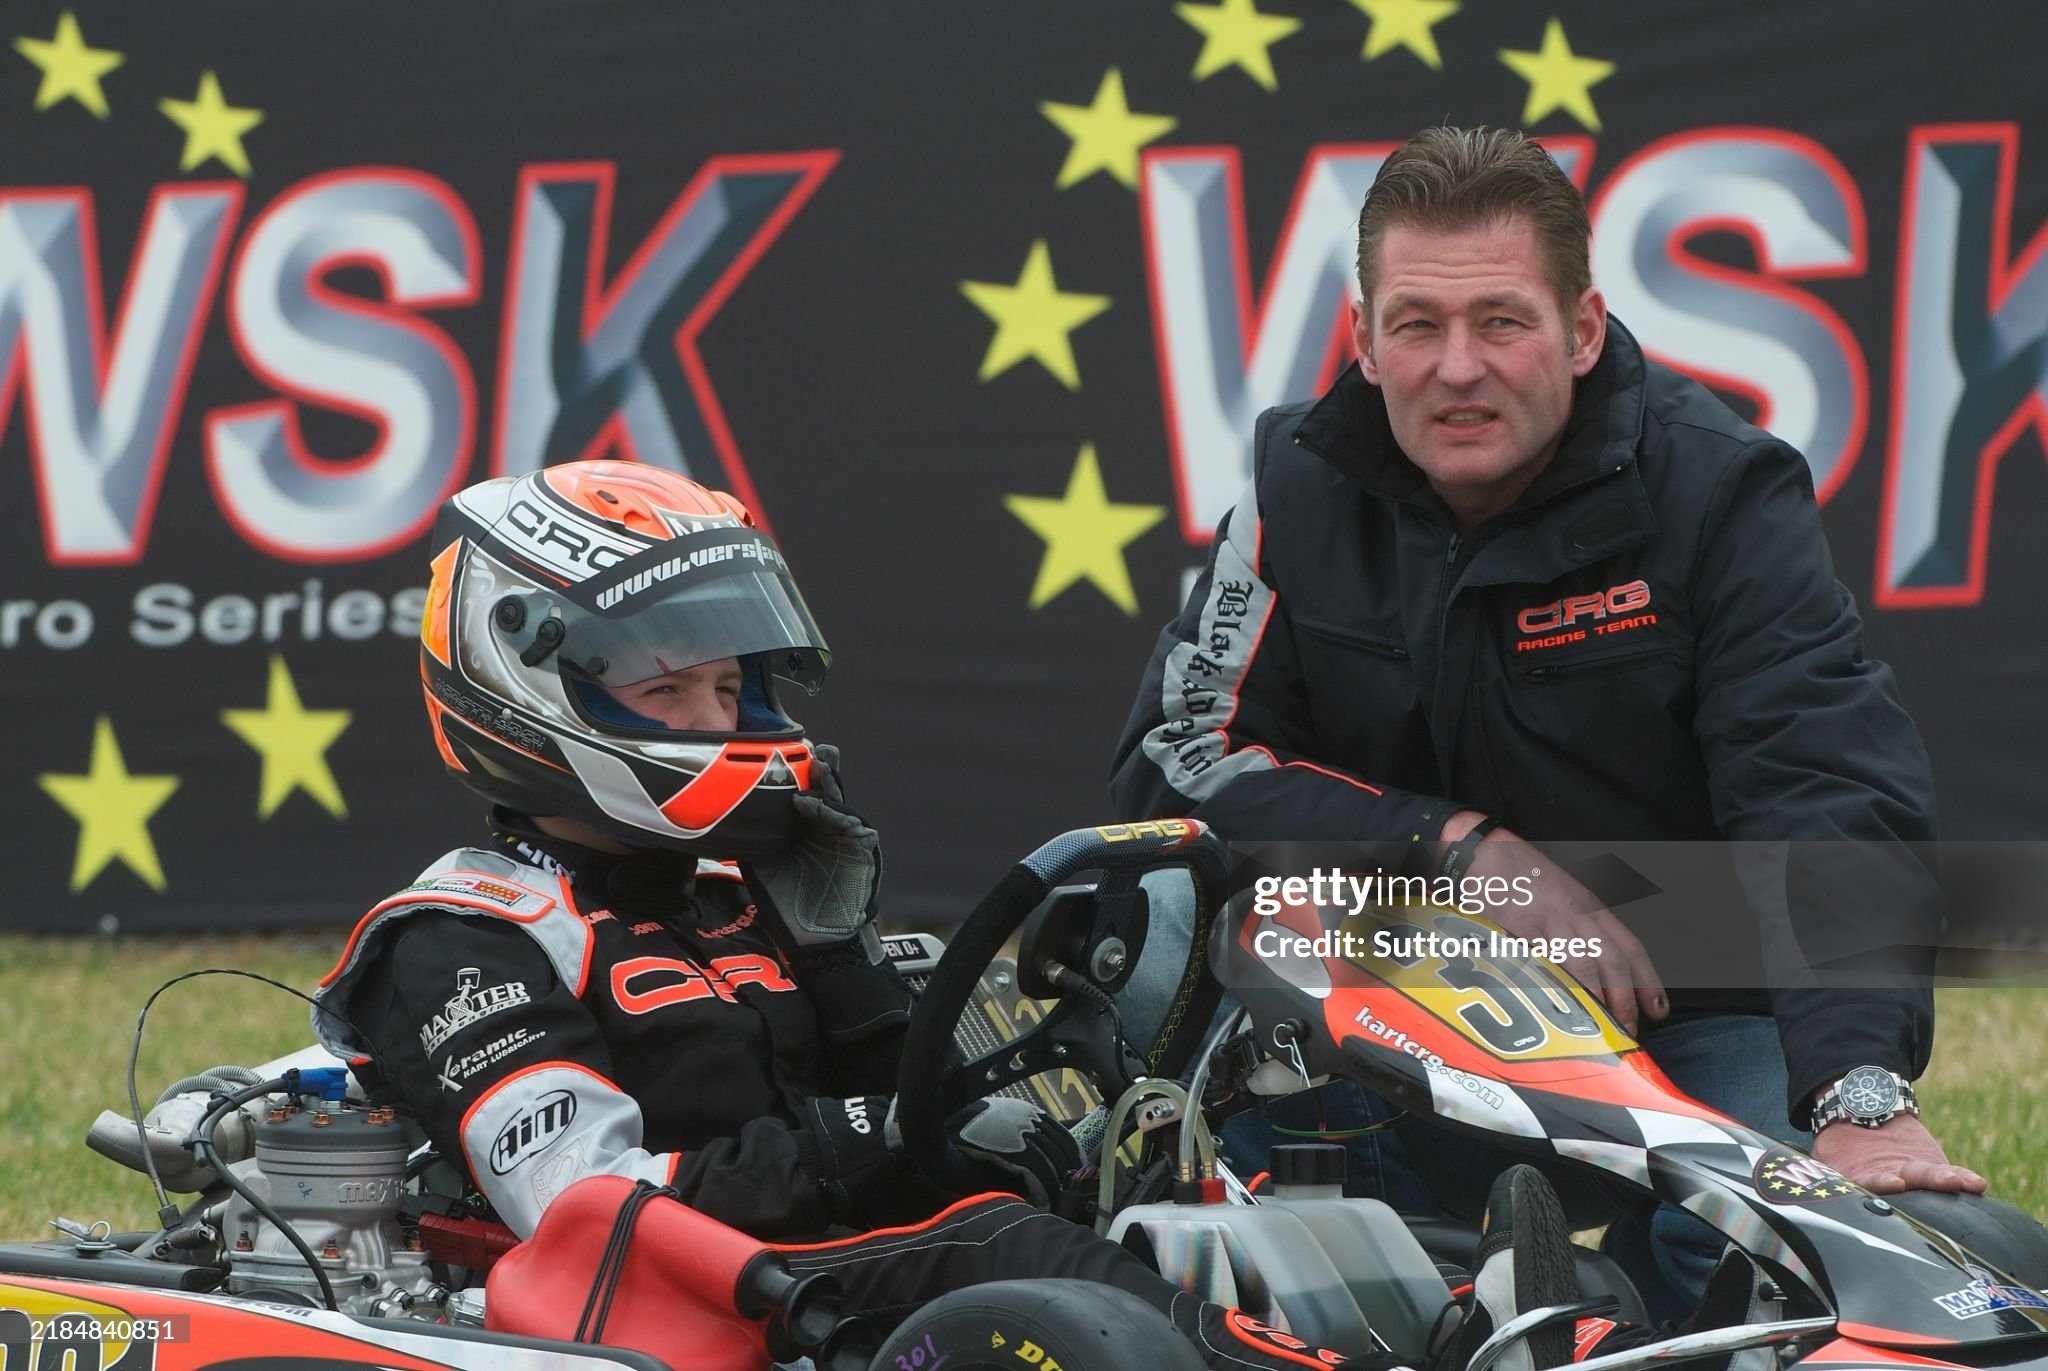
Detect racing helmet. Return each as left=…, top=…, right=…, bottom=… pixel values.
left=418, top=460, right=828, bottom=856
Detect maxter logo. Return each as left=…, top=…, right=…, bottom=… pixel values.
left=419, top=967, right=532, bottom=1053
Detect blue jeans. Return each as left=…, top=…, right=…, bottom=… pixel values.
left=1219, top=1014, right=1809, bottom=1324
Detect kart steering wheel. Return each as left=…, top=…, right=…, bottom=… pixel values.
left=894, top=821, right=1232, bottom=1198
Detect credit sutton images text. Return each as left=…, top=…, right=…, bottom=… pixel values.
left=1250, top=869, right=1605, bottom=965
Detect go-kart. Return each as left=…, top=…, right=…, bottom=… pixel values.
left=5, top=818, right=2047, bottom=1371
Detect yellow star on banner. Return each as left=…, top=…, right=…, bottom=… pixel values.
left=1040, top=68, right=1179, bottom=190
left=221, top=655, right=353, bottom=819
left=1499, top=19, right=1615, bottom=133
left=1347, top=0, right=1460, bottom=69
left=1004, top=444, right=1167, bottom=614
left=1175, top=0, right=1302, bottom=92
left=12, top=11, right=124, bottom=118
left=159, top=70, right=264, bottom=176
left=39, top=717, right=180, bottom=893
left=960, top=240, right=1110, bottom=390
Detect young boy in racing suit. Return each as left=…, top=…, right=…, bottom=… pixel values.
left=311, top=460, right=1581, bottom=1371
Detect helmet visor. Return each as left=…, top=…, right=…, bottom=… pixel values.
left=540, top=527, right=830, bottom=692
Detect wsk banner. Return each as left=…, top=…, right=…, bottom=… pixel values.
left=1, top=2, right=2041, bottom=930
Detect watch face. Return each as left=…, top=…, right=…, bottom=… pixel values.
left=1841, top=1066, right=1899, bottom=1119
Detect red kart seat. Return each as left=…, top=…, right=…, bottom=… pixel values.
left=487, top=1174, right=775, bottom=1371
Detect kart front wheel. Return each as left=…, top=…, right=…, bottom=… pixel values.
left=869, top=1277, right=1206, bottom=1371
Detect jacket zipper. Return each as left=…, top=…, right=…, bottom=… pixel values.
left=1519, top=645, right=1665, bottom=681
left=1437, top=532, right=1462, bottom=644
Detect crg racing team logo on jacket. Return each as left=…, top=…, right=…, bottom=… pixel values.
left=1515, top=579, right=1657, bottom=652
left=419, top=966, right=532, bottom=1053
left=489, top=1089, right=579, bottom=1175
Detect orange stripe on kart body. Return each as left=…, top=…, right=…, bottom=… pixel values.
left=0, top=1275, right=456, bottom=1370
left=1234, top=895, right=1733, bottom=1121
left=1830, top=1328, right=1973, bottom=1354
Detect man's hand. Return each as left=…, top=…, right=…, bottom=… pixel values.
left=1810, top=1112, right=1988, bottom=1195
left=1445, top=810, right=1668, bottom=1038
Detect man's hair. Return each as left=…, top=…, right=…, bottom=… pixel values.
left=1354, top=126, right=1592, bottom=322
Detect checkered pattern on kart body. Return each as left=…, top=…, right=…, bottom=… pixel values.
left=1524, top=1093, right=1887, bottom=1289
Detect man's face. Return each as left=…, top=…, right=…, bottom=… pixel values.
left=601, top=656, right=742, bottom=732
left=1354, top=216, right=1605, bottom=520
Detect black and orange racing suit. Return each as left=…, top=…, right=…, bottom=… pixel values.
left=313, top=810, right=1396, bottom=1371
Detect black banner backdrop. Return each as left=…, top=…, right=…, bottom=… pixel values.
left=1, top=2, right=2042, bottom=932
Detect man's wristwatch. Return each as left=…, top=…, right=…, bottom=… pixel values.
left=1810, top=1065, right=1920, bottom=1132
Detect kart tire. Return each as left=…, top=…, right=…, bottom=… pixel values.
left=868, top=1278, right=1206, bottom=1371
left=1887, top=1190, right=2048, bottom=1289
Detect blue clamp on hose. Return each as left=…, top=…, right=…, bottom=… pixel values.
left=291, top=1066, right=352, bottom=1103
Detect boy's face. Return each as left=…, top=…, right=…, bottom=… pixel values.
left=601, top=655, right=742, bottom=732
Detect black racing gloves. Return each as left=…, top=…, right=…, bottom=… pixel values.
left=793, top=1094, right=903, bottom=1225
left=746, top=744, right=882, bottom=949
left=795, top=1094, right=1083, bottom=1222
left=944, top=1097, right=1083, bottom=1210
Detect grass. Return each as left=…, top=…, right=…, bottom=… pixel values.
left=1915, top=986, right=2048, bottom=1215
left=0, top=936, right=2040, bottom=1240
left=0, top=932, right=345, bottom=1242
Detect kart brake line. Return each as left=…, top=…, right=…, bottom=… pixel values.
left=124, top=967, right=365, bottom=1232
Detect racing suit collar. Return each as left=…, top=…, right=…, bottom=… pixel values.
left=1297, top=313, right=1652, bottom=521
left=486, top=807, right=703, bottom=919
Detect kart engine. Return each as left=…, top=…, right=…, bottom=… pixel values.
left=216, top=1099, right=442, bottom=1317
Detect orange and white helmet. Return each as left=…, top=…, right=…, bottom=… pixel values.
left=418, top=460, right=827, bottom=856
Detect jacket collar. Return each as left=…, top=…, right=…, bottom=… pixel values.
left=488, top=807, right=702, bottom=918
left=1295, top=314, right=1651, bottom=520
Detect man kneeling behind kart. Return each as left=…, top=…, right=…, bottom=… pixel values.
left=312, top=460, right=1598, bottom=1371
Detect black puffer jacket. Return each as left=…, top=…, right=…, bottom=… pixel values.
left=1111, top=317, right=1939, bottom=1126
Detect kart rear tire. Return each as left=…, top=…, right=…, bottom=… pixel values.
left=869, top=1277, right=1206, bottom=1371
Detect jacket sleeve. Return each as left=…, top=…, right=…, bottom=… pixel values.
left=1109, top=452, right=1458, bottom=849
left=346, top=912, right=887, bottom=1240
left=1687, top=439, right=1940, bottom=1126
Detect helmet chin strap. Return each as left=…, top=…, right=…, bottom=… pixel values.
left=528, top=809, right=641, bottom=855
